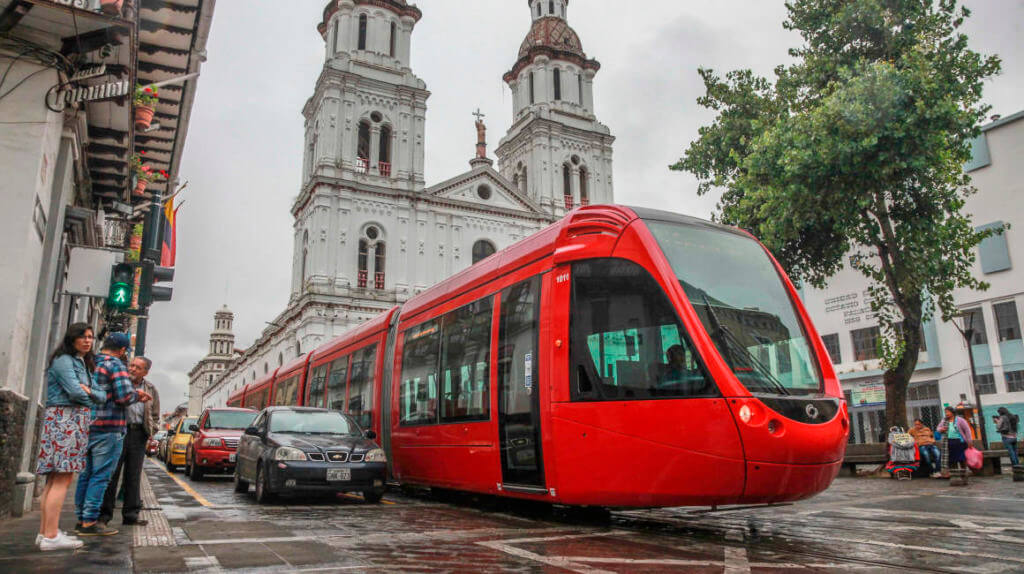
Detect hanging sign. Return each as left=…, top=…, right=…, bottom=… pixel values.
left=46, top=79, right=130, bottom=110
left=70, top=64, right=107, bottom=82
left=851, top=381, right=886, bottom=407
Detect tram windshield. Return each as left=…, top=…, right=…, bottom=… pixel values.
left=645, top=221, right=823, bottom=395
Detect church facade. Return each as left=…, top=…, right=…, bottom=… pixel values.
left=200, top=0, right=614, bottom=409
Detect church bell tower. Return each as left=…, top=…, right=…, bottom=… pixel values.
left=497, top=0, right=615, bottom=216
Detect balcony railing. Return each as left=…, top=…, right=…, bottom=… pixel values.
left=564, top=195, right=574, bottom=210
left=355, top=157, right=369, bottom=174
left=374, top=272, right=385, bottom=290
left=357, top=270, right=368, bottom=288
left=378, top=162, right=391, bottom=177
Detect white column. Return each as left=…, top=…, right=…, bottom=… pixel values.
left=400, top=17, right=415, bottom=66
left=583, top=70, right=596, bottom=111
left=509, top=80, right=519, bottom=117
left=534, top=59, right=550, bottom=105
left=570, top=166, right=580, bottom=204
left=370, top=125, right=381, bottom=171
left=338, top=7, right=353, bottom=52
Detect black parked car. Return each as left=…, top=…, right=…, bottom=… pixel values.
left=234, top=407, right=387, bottom=504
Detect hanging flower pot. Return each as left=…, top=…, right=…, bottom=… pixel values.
left=133, top=179, right=148, bottom=196
left=133, top=84, right=159, bottom=129
left=100, top=0, right=124, bottom=16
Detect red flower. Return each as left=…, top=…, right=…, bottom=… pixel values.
left=144, top=87, right=153, bottom=93
left=139, top=150, right=146, bottom=155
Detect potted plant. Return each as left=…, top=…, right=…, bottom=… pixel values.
left=131, top=153, right=168, bottom=195
left=134, top=84, right=159, bottom=129
left=100, top=0, right=124, bottom=16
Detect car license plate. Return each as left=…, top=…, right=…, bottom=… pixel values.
left=229, top=453, right=236, bottom=463
left=327, top=468, right=350, bottom=482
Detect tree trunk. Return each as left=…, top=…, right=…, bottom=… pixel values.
left=883, top=313, right=923, bottom=431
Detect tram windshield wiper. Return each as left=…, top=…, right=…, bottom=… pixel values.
left=698, top=292, right=790, bottom=396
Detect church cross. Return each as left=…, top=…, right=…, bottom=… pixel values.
left=473, top=108, right=486, bottom=122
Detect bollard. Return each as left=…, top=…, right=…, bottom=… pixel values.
left=950, top=468, right=968, bottom=487
left=1013, top=465, right=1024, bottom=483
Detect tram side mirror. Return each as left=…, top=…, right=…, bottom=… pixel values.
left=364, top=430, right=377, bottom=440
left=244, top=426, right=261, bottom=437
left=188, top=424, right=198, bottom=432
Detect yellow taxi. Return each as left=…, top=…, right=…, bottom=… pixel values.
left=165, top=416, right=198, bottom=472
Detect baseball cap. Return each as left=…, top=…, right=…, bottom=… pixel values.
left=103, top=332, right=132, bottom=351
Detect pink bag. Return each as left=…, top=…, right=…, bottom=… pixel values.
left=965, top=446, right=983, bottom=471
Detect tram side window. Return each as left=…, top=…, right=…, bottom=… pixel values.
left=399, top=320, right=440, bottom=425
left=326, top=357, right=349, bottom=411
left=440, top=297, right=492, bottom=423
left=307, top=364, right=328, bottom=408
left=256, top=387, right=270, bottom=410
left=274, top=376, right=299, bottom=406
left=570, top=258, right=715, bottom=401
left=347, top=345, right=377, bottom=429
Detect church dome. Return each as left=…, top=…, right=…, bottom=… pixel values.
left=518, top=17, right=584, bottom=59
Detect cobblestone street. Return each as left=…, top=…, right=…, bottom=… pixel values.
left=1, top=458, right=1023, bottom=573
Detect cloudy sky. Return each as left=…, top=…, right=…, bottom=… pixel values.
left=144, top=0, right=1024, bottom=409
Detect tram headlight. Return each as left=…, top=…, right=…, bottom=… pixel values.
left=273, top=446, right=307, bottom=461
left=364, top=448, right=387, bottom=463
left=738, top=405, right=752, bottom=424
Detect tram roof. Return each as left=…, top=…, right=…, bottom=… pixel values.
left=277, top=353, right=310, bottom=379
left=310, top=307, right=398, bottom=363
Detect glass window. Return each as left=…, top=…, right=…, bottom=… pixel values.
left=553, top=68, right=561, bottom=100
left=440, top=298, right=492, bottom=422
left=270, top=410, right=359, bottom=435
left=571, top=259, right=714, bottom=401
left=307, top=365, right=328, bottom=408
left=821, top=333, right=841, bottom=364
left=975, top=373, right=996, bottom=395
left=400, top=320, right=440, bottom=425
left=961, top=308, right=988, bottom=345
left=1006, top=370, right=1024, bottom=393
left=907, top=381, right=939, bottom=401
left=389, top=21, right=396, bottom=57
left=472, top=240, right=496, bottom=264
left=646, top=221, right=823, bottom=394
left=851, top=326, right=881, bottom=361
left=178, top=417, right=198, bottom=435
left=273, top=376, right=299, bottom=406
left=326, top=357, right=349, bottom=411
left=357, top=14, right=367, bottom=50
left=994, top=301, right=1021, bottom=342
left=347, top=345, right=377, bottom=429
left=206, top=410, right=257, bottom=430
left=529, top=72, right=535, bottom=104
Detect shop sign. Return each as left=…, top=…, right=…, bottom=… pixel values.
left=47, top=79, right=130, bottom=110
left=70, top=64, right=107, bottom=82
left=851, top=381, right=886, bottom=407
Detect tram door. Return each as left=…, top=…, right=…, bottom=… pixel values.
left=497, top=277, right=545, bottom=488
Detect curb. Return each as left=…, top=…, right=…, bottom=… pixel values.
left=134, top=469, right=174, bottom=547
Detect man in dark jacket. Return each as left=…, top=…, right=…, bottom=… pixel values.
left=996, top=407, right=1020, bottom=467
left=74, top=333, right=151, bottom=536
left=99, top=356, right=161, bottom=526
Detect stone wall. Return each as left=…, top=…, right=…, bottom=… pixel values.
left=0, top=389, right=28, bottom=519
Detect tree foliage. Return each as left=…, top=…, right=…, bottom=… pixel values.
left=672, top=0, right=1002, bottom=428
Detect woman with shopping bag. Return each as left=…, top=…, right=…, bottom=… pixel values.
left=937, top=406, right=974, bottom=486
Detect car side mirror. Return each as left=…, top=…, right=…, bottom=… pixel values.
left=188, top=424, right=199, bottom=432
left=244, top=426, right=261, bottom=437
left=364, top=430, right=377, bottom=440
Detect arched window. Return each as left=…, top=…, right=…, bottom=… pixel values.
left=522, top=168, right=528, bottom=196
left=536, top=2, right=541, bottom=17
left=379, top=125, right=392, bottom=176
left=357, top=14, right=367, bottom=50
left=278, top=352, right=283, bottom=366
left=301, top=229, right=309, bottom=283
left=296, top=341, right=301, bottom=356
left=563, top=163, right=572, bottom=197
left=549, top=1, right=554, bottom=15
left=578, top=73, right=584, bottom=105
left=331, top=19, right=338, bottom=56
left=553, top=68, right=561, bottom=100
left=389, top=22, right=397, bottom=57
left=356, top=120, right=371, bottom=173
left=472, top=240, right=496, bottom=264
left=374, top=242, right=386, bottom=289
left=528, top=71, right=535, bottom=104
left=579, top=166, right=589, bottom=206
left=358, top=239, right=369, bottom=288
left=264, top=363, right=268, bottom=374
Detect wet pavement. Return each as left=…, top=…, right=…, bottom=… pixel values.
left=1, top=458, right=1022, bottom=573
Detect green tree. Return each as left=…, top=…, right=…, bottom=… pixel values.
left=672, top=0, right=1002, bottom=430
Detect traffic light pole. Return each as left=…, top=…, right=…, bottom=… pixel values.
left=135, top=192, right=165, bottom=356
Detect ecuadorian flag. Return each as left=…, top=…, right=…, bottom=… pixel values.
left=161, top=198, right=178, bottom=267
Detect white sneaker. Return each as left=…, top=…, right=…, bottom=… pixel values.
left=35, top=530, right=80, bottom=545
left=39, top=531, right=84, bottom=551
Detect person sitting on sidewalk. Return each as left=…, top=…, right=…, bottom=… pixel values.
left=909, top=418, right=942, bottom=478
left=73, top=333, right=151, bottom=537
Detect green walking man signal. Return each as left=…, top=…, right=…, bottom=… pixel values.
left=107, top=263, right=135, bottom=310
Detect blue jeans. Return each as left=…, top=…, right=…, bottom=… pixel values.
left=919, top=444, right=941, bottom=471
left=75, top=431, right=125, bottom=523
left=1003, top=437, right=1020, bottom=467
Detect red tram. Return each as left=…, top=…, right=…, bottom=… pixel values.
left=225, top=205, right=849, bottom=508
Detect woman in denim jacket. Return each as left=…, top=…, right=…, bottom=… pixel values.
left=35, top=323, right=105, bottom=551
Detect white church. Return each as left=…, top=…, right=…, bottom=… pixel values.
left=196, top=0, right=615, bottom=411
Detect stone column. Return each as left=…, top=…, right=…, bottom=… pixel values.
left=370, top=125, right=381, bottom=172
left=583, top=70, right=596, bottom=112
left=570, top=166, right=580, bottom=206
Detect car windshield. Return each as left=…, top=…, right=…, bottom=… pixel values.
left=645, top=220, right=823, bottom=395
left=269, top=410, right=359, bottom=435
left=207, top=410, right=257, bottom=430
left=179, top=417, right=198, bottom=434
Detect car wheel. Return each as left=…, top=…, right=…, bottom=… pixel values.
left=167, top=462, right=176, bottom=473
left=362, top=490, right=383, bottom=504
left=189, top=458, right=204, bottom=481
left=233, top=467, right=250, bottom=493
left=254, top=464, right=275, bottom=504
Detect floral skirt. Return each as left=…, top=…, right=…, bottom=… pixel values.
left=35, top=406, right=91, bottom=474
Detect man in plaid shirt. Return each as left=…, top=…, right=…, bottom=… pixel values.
left=73, top=333, right=151, bottom=536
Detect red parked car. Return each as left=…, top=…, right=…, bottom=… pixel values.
left=185, top=407, right=257, bottom=480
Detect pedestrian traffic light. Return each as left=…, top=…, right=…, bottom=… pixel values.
left=138, top=260, right=174, bottom=306
left=107, top=263, right=135, bottom=310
